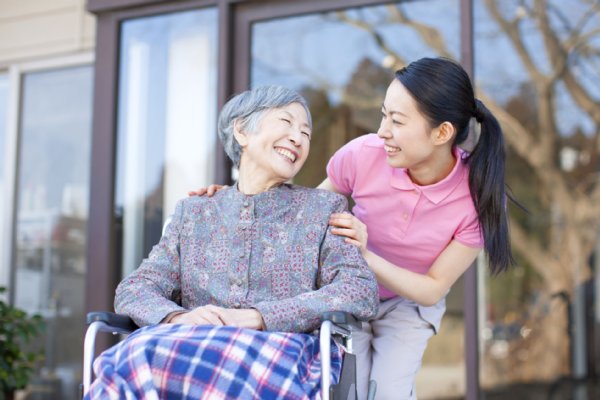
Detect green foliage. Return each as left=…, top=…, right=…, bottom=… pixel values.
left=0, top=287, right=44, bottom=397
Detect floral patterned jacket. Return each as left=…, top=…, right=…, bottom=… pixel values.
left=115, top=184, right=378, bottom=333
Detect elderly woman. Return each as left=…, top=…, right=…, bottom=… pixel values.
left=86, top=86, right=378, bottom=399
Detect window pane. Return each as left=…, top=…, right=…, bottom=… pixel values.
left=14, top=65, right=93, bottom=399
left=252, top=1, right=463, bottom=398
left=0, top=73, right=7, bottom=181
left=475, top=0, right=600, bottom=397
left=0, top=73, right=8, bottom=288
left=115, top=8, right=218, bottom=277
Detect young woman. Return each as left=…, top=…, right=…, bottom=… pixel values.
left=320, top=57, right=514, bottom=399
left=194, top=57, right=515, bottom=400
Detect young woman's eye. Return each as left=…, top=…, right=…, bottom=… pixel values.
left=392, top=120, right=403, bottom=126
left=281, top=118, right=291, bottom=124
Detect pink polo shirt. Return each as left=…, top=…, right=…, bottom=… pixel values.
left=327, top=134, right=483, bottom=299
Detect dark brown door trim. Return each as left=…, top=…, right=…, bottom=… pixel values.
left=461, top=0, right=479, bottom=399
left=88, top=0, right=190, bottom=14
left=86, top=10, right=120, bottom=319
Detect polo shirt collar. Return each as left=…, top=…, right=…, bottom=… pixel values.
left=390, top=147, right=467, bottom=204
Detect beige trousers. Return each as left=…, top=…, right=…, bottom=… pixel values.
left=353, top=297, right=437, bottom=400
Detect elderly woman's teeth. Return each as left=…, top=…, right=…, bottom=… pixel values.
left=276, top=148, right=296, bottom=162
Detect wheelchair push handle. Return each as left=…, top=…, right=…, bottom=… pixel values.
left=86, top=311, right=138, bottom=332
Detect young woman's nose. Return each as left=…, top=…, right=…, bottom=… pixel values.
left=377, top=121, right=392, bottom=139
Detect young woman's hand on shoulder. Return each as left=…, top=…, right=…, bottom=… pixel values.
left=329, top=213, right=368, bottom=255
left=188, top=184, right=227, bottom=197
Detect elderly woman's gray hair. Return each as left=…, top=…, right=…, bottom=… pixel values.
left=218, top=86, right=312, bottom=167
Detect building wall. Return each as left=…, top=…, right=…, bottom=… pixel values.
left=0, top=0, right=95, bottom=296
left=0, top=4, right=96, bottom=398
left=0, top=0, right=95, bottom=67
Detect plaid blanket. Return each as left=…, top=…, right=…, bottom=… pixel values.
left=86, top=324, right=342, bottom=399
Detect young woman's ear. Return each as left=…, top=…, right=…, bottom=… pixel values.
left=433, top=121, right=455, bottom=145
left=233, top=119, right=248, bottom=147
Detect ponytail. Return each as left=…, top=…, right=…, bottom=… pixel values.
left=466, top=99, right=514, bottom=274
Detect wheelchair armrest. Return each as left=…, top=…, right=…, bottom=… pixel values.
left=87, top=311, right=138, bottom=333
left=321, top=311, right=362, bottom=330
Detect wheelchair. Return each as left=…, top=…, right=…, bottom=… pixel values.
left=82, top=310, right=377, bottom=400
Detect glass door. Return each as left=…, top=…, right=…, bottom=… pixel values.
left=13, top=64, right=93, bottom=400
left=474, top=0, right=600, bottom=398
left=247, top=1, right=465, bottom=397
left=0, top=73, right=9, bottom=289
left=114, top=7, right=219, bottom=277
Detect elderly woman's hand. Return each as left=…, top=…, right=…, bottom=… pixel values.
left=209, top=306, right=265, bottom=330
left=169, top=305, right=225, bottom=326
left=187, top=184, right=227, bottom=197
left=170, top=305, right=265, bottom=330
left=329, top=212, right=368, bottom=255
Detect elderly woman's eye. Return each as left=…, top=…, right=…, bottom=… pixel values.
left=280, top=118, right=291, bottom=124
left=302, top=131, right=311, bottom=138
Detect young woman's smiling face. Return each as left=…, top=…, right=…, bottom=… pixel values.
left=236, top=102, right=311, bottom=187
left=377, top=79, right=438, bottom=170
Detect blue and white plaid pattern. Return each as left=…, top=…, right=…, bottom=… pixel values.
left=86, top=324, right=342, bottom=399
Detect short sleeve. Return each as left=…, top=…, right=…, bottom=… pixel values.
left=454, top=213, right=484, bottom=248
left=326, top=136, right=365, bottom=195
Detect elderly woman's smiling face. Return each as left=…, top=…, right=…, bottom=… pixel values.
left=235, top=102, right=311, bottom=190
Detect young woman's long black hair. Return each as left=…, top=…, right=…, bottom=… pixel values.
left=396, top=57, right=514, bottom=274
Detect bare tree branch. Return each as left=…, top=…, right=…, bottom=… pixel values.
left=532, top=0, right=600, bottom=123
left=385, top=4, right=455, bottom=60
left=477, top=91, right=545, bottom=167
left=485, top=0, right=549, bottom=83
left=509, top=216, right=570, bottom=293
left=334, top=11, right=406, bottom=70
left=560, top=0, right=600, bottom=39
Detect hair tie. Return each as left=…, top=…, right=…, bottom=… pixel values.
left=473, top=99, right=485, bottom=123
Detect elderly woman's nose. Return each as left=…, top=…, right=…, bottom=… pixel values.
left=288, top=127, right=303, bottom=144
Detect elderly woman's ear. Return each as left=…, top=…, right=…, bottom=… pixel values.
left=232, top=119, right=248, bottom=148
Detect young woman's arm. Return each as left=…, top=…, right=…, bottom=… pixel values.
left=328, top=211, right=481, bottom=306
left=317, top=177, right=341, bottom=193
left=364, top=241, right=481, bottom=306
